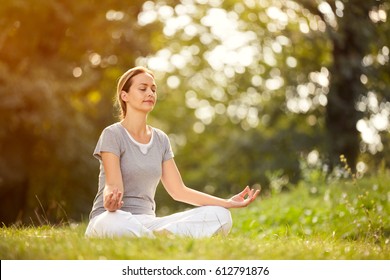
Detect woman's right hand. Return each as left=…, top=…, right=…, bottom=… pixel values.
left=104, top=188, right=123, bottom=212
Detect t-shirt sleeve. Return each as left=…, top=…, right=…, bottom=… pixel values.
left=163, top=133, right=174, bottom=162
left=93, top=127, right=121, bottom=160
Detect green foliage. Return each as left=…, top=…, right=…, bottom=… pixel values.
left=1, top=0, right=389, bottom=226
left=1, top=171, right=389, bottom=260
left=144, top=0, right=390, bottom=201
left=0, top=0, right=159, bottom=224
left=234, top=165, right=390, bottom=245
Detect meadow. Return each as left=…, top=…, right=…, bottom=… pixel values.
left=1, top=166, right=389, bottom=260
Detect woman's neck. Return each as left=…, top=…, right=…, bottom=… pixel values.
left=121, top=113, right=151, bottom=143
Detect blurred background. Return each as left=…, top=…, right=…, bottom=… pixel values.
left=0, top=0, right=389, bottom=226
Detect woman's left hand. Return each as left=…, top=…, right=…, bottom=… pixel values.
left=226, top=186, right=260, bottom=208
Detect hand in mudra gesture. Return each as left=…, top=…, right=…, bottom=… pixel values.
left=226, top=186, right=260, bottom=208
left=104, top=188, right=124, bottom=212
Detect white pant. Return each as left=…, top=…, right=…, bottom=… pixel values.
left=85, top=206, right=232, bottom=238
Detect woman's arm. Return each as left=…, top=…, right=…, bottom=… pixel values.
left=101, top=152, right=124, bottom=211
left=161, top=158, right=259, bottom=209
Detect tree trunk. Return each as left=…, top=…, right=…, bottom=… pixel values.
left=325, top=3, right=374, bottom=172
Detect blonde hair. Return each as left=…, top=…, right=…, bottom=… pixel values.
left=116, top=66, right=155, bottom=120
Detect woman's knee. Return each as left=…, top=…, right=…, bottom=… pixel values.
left=86, top=210, right=152, bottom=238
left=86, top=211, right=127, bottom=237
left=203, top=206, right=233, bottom=234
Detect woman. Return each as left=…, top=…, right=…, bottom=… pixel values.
left=85, top=66, right=259, bottom=238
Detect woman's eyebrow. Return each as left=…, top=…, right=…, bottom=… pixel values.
left=138, top=83, right=157, bottom=89
left=139, top=83, right=156, bottom=87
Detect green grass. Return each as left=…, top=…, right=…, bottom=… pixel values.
left=1, top=168, right=389, bottom=260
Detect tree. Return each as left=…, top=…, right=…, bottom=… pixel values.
left=300, top=0, right=390, bottom=171
left=0, top=0, right=155, bottom=225
left=1, top=0, right=388, bottom=224
left=137, top=0, right=328, bottom=200
left=137, top=0, right=390, bottom=202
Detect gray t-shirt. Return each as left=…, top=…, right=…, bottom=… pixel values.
left=88, top=122, right=174, bottom=220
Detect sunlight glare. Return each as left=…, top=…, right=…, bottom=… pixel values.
left=158, top=5, right=174, bottom=20
left=193, top=121, right=205, bottom=134
left=307, top=150, right=319, bottom=166
left=318, top=2, right=337, bottom=28
left=138, top=1, right=157, bottom=26
left=265, top=76, right=284, bottom=90
left=106, top=10, right=125, bottom=21
left=147, top=49, right=173, bottom=72
left=266, top=6, right=288, bottom=24
left=167, top=75, right=180, bottom=89
left=286, top=56, right=297, bottom=68
left=195, top=100, right=214, bottom=124
left=72, top=67, right=82, bottom=78
left=309, top=68, right=329, bottom=87
left=369, top=6, right=387, bottom=23
left=164, top=15, right=192, bottom=37
left=89, top=53, right=101, bottom=66
left=356, top=118, right=385, bottom=153
left=372, top=110, right=389, bottom=131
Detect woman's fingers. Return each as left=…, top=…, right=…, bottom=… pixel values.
left=251, top=189, right=260, bottom=201
left=238, top=186, right=249, bottom=197
left=104, top=189, right=123, bottom=211
left=243, top=187, right=255, bottom=199
left=243, top=188, right=260, bottom=205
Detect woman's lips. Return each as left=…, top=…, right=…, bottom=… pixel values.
left=143, top=100, right=155, bottom=105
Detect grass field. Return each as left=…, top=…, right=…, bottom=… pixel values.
left=1, top=167, right=389, bottom=260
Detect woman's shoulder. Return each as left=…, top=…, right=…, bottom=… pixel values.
left=102, top=122, right=122, bottom=133
left=151, top=126, right=169, bottom=138
left=151, top=126, right=171, bottom=144
left=99, top=122, right=125, bottom=140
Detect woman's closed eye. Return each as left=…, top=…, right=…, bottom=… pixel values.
left=139, top=87, right=156, bottom=94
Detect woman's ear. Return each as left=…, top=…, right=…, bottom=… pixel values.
left=121, top=90, right=128, bottom=101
